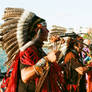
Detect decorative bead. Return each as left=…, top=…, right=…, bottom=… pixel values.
left=35, top=58, right=46, bottom=67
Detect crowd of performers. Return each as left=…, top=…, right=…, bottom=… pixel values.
left=49, top=33, right=92, bottom=92
left=0, top=7, right=92, bottom=92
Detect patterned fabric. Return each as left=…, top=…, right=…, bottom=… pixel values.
left=1, top=45, right=66, bottom=92
left=41, top=63, right=66, bottom=92
left=19, top=46, right=66, bottom=92
left=1, top=54, right=19, bottom=92
left=1, top=46, right=39, bottom=92
left=20, top=46, right=39, bottom=65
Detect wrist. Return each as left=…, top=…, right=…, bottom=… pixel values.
left=44, top=56, right=49, bottom=62
left=34, top=65, right=43, bottom=76
left=34, top=56, right=49, bottom=76
left=35, top=58, right=46, bottom=67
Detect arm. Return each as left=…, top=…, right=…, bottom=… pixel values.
left=75, top=66, right=88, bottom=75
left=71, top=58, right=89, bottom=75
left=21, top=65, right=37, bottom=83
left=21, top=50, right=61, bottom=83
left=21, top=56, right=49, bottom=83
left=65, top=52, right=88, bottom=75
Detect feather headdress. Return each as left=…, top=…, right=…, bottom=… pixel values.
left=0, top=7, right=46, bottom=67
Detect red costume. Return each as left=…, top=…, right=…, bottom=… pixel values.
left=1, top=46, right=65, bottom=92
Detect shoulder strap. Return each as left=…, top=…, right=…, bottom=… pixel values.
left=35, top=68, right=49, bottom=92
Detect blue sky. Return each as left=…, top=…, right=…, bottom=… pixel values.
left=0, top=0, right=92, bottom=29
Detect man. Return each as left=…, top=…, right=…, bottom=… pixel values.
left=64, top=35, right=89, bottom=92
left=0, top=8, right=65, bottom=92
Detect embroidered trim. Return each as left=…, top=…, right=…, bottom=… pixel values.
left=35, top=58, right=46, bottom=67
left=33, top=65, right=39, bottom=75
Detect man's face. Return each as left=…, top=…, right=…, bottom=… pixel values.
left=40, top=27, right=49, bottom=41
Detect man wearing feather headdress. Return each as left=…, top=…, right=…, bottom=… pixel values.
left=0, top=8, right=65, bottom=92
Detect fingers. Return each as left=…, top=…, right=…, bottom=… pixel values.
left=55, top=51, right=61, bottom=61
left=53, top=50, right=61, bottom=56
left=47, top=50, right=61, bottom=63
left=50, top=35, right=60, bottom=42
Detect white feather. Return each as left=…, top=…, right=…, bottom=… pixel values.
left=17, top=10, right=30, bottom=47
left=20, top=41, right=34, bottom=51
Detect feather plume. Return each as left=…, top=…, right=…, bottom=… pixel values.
left=5, top=7, right=24, bottom=13
left=4, top=38, right=17, bottom=49
left=2, top=24, right=17, bottom=34
left=7, top=44, right=18, bottom=57
left=0, top=8, right=24, bottom=67
left=3, top=28, right=16, bottom=39
left=3, top=33, right=16, bottom=44
left=4, top=49, right=19, bottom=66
left=1, top=18, right=19, bottom=27
left=17, top=10, right=35, bottom=48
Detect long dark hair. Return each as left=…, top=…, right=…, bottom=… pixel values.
left=67, top=36, right=83, bottom=49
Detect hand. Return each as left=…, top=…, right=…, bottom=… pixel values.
left=50, top=35, right=60, bottom=43
left=75, top=66, right=89, bottom=75
left=46, top=50, right=61, bottom=63
left=75, top=67, right=84, bottom=75
left=60, top=38, right=65, bottom=44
